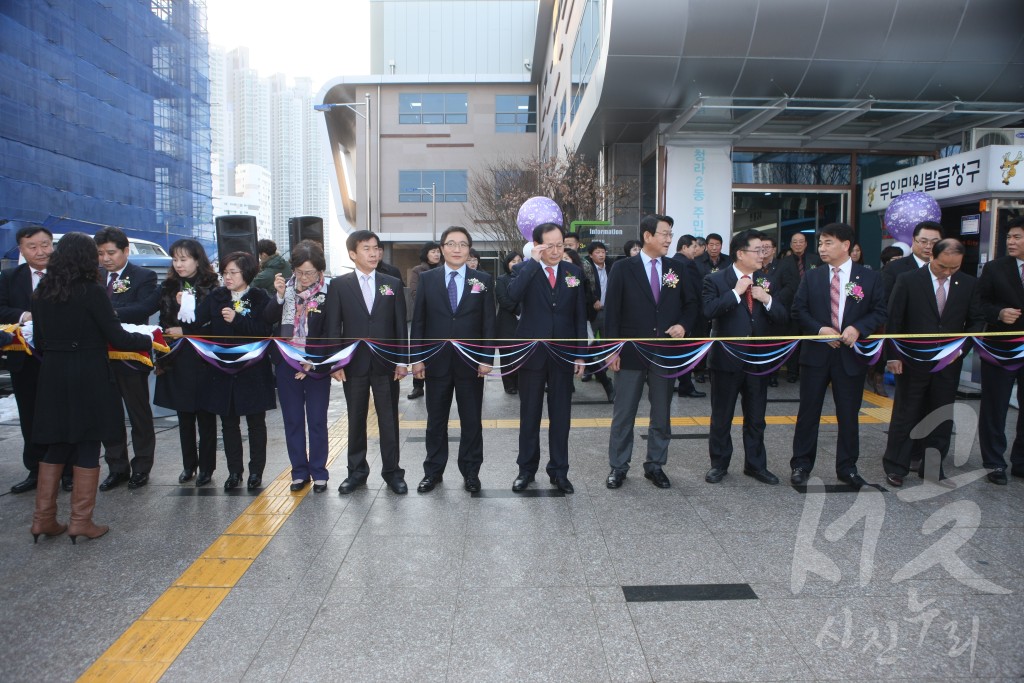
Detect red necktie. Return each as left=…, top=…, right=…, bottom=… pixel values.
left=830, top=267, right=841, bottom=329
left=741, top=275, right=753, bottom=313
left=546, top=266, right=556, bottom=288
left=798, top=256, right=805, bottom=278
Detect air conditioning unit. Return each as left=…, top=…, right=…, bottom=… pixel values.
left=962, top=127, right=1024, bottom=151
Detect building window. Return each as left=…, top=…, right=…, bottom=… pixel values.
left=495, top=95, right=537, bottom=133
left=399, top=93, right=468, bottom=125
left=732, top=152, right=852, bottom=185
left=151, top=0, right=173, bottom=22
left=571, top=0, right=601, bottom=121
left=399, top=170, right=468, bottom=203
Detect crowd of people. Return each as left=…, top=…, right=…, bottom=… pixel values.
left=2, top=214, right=1022, bottom=544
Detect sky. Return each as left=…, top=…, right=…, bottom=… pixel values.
left=205, top=0, right=371, bottom=91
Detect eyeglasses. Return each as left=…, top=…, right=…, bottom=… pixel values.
left=443, top=241, right=470, bottom=250
left=543, top=243, right=565, bottom=250
left=294, top=268, right=320, bottom=278
left=654, top=231, right=673, bottom=239
left=914, top=237, right=941, bottom=246
left=223, top=269, right=242, bottom=276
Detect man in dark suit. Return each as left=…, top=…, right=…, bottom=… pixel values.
left=694, top=232, right=732, bottom=277
left=881, top=220, right=942, bottom=297
left=0, top=225, right=55, bottom=493
left=774, top=232, right=821, bottom=383
left=978, top=217, right=1024, bottom=485
left=882, top=239, right=984, bottom=487
left=670, top=234, right=706, bottom=398
left=758, top=235, right=784, bottom=387
left=375, top=242, right=406, bottom=284
left=326, top=230, right=409, bottom=494
left=703, top=230, right=789, bottom=485
left=411, top=226, right=495, bottom=494
left=95, top=228, right=160, bottom=491
left=604, top=214, right=697, bottom=490
left=790, top=223, right=888, bottom=488
left=583, top=241, right=614, bottom=401
left=506, top=222, right=587, bottom=493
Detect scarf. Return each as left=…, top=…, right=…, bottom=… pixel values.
left=281, top=274, right=324, bottom=347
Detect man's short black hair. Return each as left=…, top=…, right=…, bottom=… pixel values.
left=346, top=230, right=379, bottom=253
left=706, top=233, right=723, bottom=245
left=761, top=235, right=777, bottom=248
left=257, top=239, right=277, bottom=256
left=587, top=241, right=607, bottom=254
left=15, top=225, right=53, bottom=244
left=1003, top=216, right=1024, bottom=234
left=440, top=225, right=472, bottom=247
left=729, top=229, right=764, bottom=256
left=564, top=232, right=580, bottom=243
left=912, top=221, right=943, bottom=238
left=640, top=214, right=672, bottom=240
left=94, top=227, right=129, bottom=250
left=696, top=237, right=707, bottom=246
left=675, top=235, right=695, bottom=251
left=819, top=222, right=855, bottom=247
left=532, top=222, right=564, bottom=244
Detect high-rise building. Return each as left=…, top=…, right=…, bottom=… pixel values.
left=210, top=49, right=329, bottom=256
left=0, top=0, right=214, bottom=253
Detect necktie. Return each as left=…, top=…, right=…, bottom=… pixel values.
left=798, top=256, right=805, bottom=278
left=546, top=266, right=556, bottom=289
left=106, top=271, right=117, bottom=297
left=650, top=259, right=660, bottom=303
left=448, top=271, right=459, bottom=310
left=33, top=270, right=43, bottom=291
left=361, top=274, right=374, bottom=313
left=830, top=267, right=841, bottom=329
left=1020, top=263, right=1024, bottom=289
left=936, top=277, right=947, bottom=316
left=741, top=274, right=753, bottom=313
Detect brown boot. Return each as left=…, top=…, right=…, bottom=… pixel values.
left=67, top=466, right=109, bottom=544
left=30, top=463, right=67, bottom=542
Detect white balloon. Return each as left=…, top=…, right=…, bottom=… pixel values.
left=891, top=241, right=911, bottom=256
left=522, top=243, right=533, bottom=261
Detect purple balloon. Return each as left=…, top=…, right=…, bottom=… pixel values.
left=884, top=192, right=941, bottom=243
left=516, top=196, right=563, bottom=240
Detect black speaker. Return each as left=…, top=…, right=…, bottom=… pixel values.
left=288, top=216, right=324, bottom=251
left=215, top=215, right=258, bottom=261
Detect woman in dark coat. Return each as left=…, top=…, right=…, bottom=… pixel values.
left=154, top=238, right=219, bottom=486
left=196, top=251, right=276, bottom=490
left=263, top=241, right=332, bottom=492
left=494, top=251, right=523, bottom=394
left=30, top=232, right=152, bottom=543
left=406, top=241, right=440, bottom=399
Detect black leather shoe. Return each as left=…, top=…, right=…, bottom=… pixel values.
left=290, top=479, right=310, bottom=492
left=247, top=474, right=262, bottom=490
left=550, top=476, right=574, bottom=494
left=512, top=473, right=534, bottom=492
left=768, top=376, right=779, bottom=388
left=387, top=477, right=408, bottom=494
left=337, top=477, right=365, bottom=494
left=790, top=468, right=809, bottom=486
left=178, top=469, right=196, bottom=484
left=606, top=469, right=626, bottom=489
left=1011, top=467, right=1024, bottom=479
left=681, top=388, right=707, bottom=398
left=581, top=374, right=592, bottom=382
left=407, top=387, right=424, bottom=400
left=195, top=471, right=213, bottom=487
left=705, top=467, right=727, bottom=484
left=463, top=476, right=481, bottom=493
left=99, top=472, right=128, bottom=491
left=504, top=387, right=518, bottom=395
left=644, top=469, right=671, bottom=489
left=10, top=475, right=38, bottom=494
left=61, top=474, right=73, bottom=492
left=838, top=472, right=868, bottom=489
left=886, top=472, right=904, bottom=487
left=744, top=468, right=780, bottom=485
left=987, top=468, right=1008, bottom=485
left=418, top=475, right=442, bottom=493
left=224, top=472, right=242, bottom=491
left=127, top=473, right=149, bottom=489
left=312, top=481, right=327, bottom=493
left=694, top=373, right=706, bottom=384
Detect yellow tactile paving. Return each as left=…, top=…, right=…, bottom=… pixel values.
left=78, top=660, right=171, bottom=683
left=141, top=588, right=230, bottom=622
left=223, top=513, right=290, bottom=536
left=201, top=534, right=273, bottom=559
left=173, top=558, right=253, bottom=588
left=96, top=620, right=205, bottom=663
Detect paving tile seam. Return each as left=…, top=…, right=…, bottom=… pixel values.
left=78, top=413, right=353, bottom=683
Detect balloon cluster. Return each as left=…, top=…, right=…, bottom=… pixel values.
left=883, top=191, right=941, bottom=243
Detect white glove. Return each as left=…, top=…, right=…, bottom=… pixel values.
left=178, top=290, right=196, bottom=324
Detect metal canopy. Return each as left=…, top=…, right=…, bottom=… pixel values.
left=578, top=0, right=1024, bottom=153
